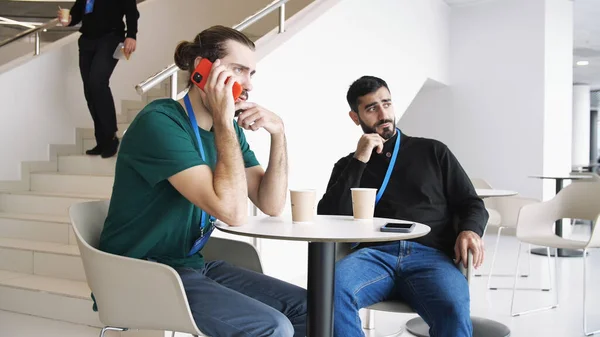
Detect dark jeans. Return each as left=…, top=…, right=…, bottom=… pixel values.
left=335, top=241, right=472, bottom=337
left=177, top=260, right=307, bottom=337
left=78, top=33, right=122, bottom=148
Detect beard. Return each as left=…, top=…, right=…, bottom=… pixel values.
left=358, top=117, right=396, bottom=140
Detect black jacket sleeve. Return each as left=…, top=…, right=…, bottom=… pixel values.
left=124, top=0, right=140, bottom=39
left=68, top=0, right=84, bottom=27
left=317, top=156, right=367, bottom=216
left=439, top=144, right=488, bottom=237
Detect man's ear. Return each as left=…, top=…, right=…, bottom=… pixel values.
left=349, top=110, right=360, bottom=126
left=193, top=57, right=202, bottom=69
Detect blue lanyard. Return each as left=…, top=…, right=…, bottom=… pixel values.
left=375, top=128, right=401, bottom=205
left=184, top=94, right=216, bottom=256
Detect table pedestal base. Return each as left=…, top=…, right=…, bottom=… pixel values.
left=406, top=316, right=510, bottom=337
left=307, top=242, right=335, bottom=337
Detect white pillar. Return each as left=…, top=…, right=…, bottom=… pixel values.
left=572, top=84, right=591, bottom=167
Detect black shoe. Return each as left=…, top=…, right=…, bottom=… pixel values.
left=101, top=138, right=120, bottom=158
left=85, top=145, right=103, bottom=156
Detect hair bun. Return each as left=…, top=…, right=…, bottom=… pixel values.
left=174, top=41, right=194, bottom=71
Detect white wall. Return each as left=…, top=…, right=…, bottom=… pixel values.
left=247, top=0, right=450, bottom=282
left=0, top=0, right=280, bottom=180
left=449, top=0, right=545, bottom=199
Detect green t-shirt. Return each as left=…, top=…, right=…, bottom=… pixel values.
left=98, top=98, right=260, bottom=269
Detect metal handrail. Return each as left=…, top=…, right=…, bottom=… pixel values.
left=135, top=0, right=290, bottom=98
left=0, top=18, right=60, bottom=55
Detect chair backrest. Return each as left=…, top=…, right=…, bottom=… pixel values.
left=470, top=178, right=493, bottom=189
left=470, top=177, right=500, bottom=212
left=69, top=201, right=202, bottom=335
left=516, top=181, right=600, bottom=242
left=552, top=181, right=600, bottom=221
left=202, top=236, right=263, bottom=274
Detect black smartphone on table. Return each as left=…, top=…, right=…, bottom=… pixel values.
left=380, top=222, right=416, bottom=233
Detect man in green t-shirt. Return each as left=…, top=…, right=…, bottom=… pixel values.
left=99, top=26, right=306, bottom=337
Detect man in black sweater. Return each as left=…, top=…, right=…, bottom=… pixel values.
left=318, top=76, right=488, bottom=337
left=58, top=0, right=139, bottom=158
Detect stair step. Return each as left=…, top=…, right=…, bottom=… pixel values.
left=80, top=123, right=130, bottom=140
left=0, top=191, right=106, bottom=216
left=82, top=139, right=97, bottom=153
left=0, top=270, right=101, bottom=327
left=0, top=238, right=84, bottom=281
left=30, top=172, right=114, bottom=195
left=0, top=212, right=71, bottom=244
left=58, top=155, right=116, bottom=175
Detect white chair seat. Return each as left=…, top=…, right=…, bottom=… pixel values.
left=519, top=234, right=588, bottom=250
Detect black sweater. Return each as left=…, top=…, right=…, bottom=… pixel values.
left=69, top=0, right=139, bottom=39
left=317, top=131, right=488, bottom=257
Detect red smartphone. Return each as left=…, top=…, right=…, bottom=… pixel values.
left=190, top=58, right=243, bottom=100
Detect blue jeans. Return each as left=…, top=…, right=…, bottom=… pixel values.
left=335, top=241, right=472, bottom=337
left=177, top=260, right=307, bottom=337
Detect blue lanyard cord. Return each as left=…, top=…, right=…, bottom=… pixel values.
left=184, top=94, right=216, bottom=256
left=375, top=128, right=401, bottom=205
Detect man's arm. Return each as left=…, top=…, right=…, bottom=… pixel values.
left=67, top=0, right=84, bottom=26
left=317, top=133, right=383, bottom=215
left=246, top=133, right=288, bottom=216
left=124, top=0, right=140, bottom=40
left=439, top=143, right=488, bottom=268
left=316, top=157, right=366, bottom=216
left=169, top=122, right=248, bottom=226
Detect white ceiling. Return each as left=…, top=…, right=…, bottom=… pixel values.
left=445, top=0, right=600, bottom=90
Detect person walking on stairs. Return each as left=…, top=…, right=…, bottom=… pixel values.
left=58, top=0, right=139, bottom=158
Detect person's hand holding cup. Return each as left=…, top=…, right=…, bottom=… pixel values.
left=290, top=189, right=316, bottom=224
left=58, top=7, right=71, bottom=26
left=351, top=188, right=377, bottom=220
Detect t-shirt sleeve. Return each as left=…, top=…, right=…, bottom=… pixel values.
left=235, top=124, right=260, bottom=168
left=121, top=111, right=206, bottom=187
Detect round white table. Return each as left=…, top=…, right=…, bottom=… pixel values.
left=216, top=215, right=430, bottom=337
left=476, top=188, right=518, bottom=198
left=529, top=174, right=592, bottom=257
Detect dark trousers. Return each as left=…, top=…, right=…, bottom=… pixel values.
left=78, top=33, right=122, bottom=148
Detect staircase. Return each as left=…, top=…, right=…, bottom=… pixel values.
left=0, top=82, right=173, bottom=331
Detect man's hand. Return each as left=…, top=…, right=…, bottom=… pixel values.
left=236, top=102, right=284, bottom=135
left=454, top=230, right=484, bottom=269
left=353, top=134, right=385, bottom=163
left=198, top=59, right=236, bottom=124
left=123, top=38, right=136, bottom=58
left=57, top=10, right=71, bottom=27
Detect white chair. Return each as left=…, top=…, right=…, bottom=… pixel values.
left=470, top=178, right=545, bottom=289
left=512, top=181, right=600, bottom=336
left=69, top=200, right=263, bottom=337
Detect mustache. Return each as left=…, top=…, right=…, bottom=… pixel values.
left=375, top=119, right=394, bottom=127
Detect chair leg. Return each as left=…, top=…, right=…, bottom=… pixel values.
left=363, top=309, right=376, bottom=330
left=99, top=327, right=128, bottom=337
left=511, top=246, right=559, bottom=316
left=362, top=309, right=404, bottom=337
left=489, top=241, right=548, bottom=291
left=583, top=249, right=600, bottom=336
left=486, top=226, right=503, bottom=289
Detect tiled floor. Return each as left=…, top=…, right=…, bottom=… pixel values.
left=0, top=224, right=598, bottom=337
